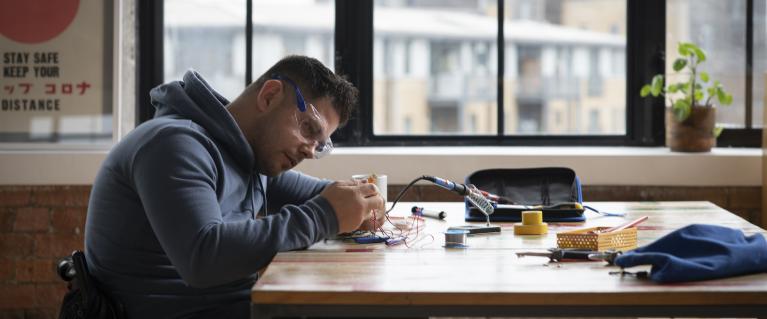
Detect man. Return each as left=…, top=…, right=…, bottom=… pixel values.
left=84, top=55, right=385, bottom=318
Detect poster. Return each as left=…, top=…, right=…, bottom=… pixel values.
left=0, top=0, right=113, bottom=143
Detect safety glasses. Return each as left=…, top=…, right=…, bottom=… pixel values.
left=271, top=74, right=333, bottom=159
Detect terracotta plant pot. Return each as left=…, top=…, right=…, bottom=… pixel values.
left=665, top=107, right=716, bottom=152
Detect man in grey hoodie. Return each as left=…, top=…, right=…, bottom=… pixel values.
left=84, top=55, right=384, bottom=318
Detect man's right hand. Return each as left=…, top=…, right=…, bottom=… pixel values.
left=321, top=180, right=384, bottom=233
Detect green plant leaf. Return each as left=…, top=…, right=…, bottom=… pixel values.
left=700, top=71, right=710, bottom=82
left=672, top=99, right=691, bottom=121
left=650, top=75, right=664, bottom=96
left=640, top=85, right=652, bottom=97
left=716, top=88, right=726, bottom=103
left=672, top=58, right=687, bottom=72
left=678, top=42, right=692, bottom=57
left=721, top=93, right=733, bottom=105
left=713, top=126, right=724, bottom=138
left=707, top=87, right=716, bottom=100
left=668, top=84, right=680, bottom=93
left=691, top=45, right=707, bottom=63
left=694, top=90, right=704, bottom=103
left=680, top=82, right=690, bottom=93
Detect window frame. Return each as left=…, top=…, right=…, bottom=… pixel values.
left=138, top=0, right=761, bottom=148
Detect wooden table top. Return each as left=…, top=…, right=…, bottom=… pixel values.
left=252, top=201, right=767, bottom=306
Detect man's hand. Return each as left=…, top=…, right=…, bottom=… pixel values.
left=321, top=180, right=386, bottom=233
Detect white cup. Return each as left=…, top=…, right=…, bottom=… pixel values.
left=352, top=174, right=387, bottom=202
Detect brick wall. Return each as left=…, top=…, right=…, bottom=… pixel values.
left=0, top=184, right=762, bottom=318
left=0, top=186, right=89, bottom=319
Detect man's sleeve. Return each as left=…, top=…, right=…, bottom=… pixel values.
left=131, top=127, right=338, bottom=288
left=266, top=170, right=332, bottom=210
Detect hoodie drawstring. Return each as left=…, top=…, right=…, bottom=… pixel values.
left=251, top=174, right=267, bottom=219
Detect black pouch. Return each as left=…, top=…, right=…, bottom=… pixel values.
left=58, top=251, right=125, bottom=319
left=464, top=167, right=585, bottom=222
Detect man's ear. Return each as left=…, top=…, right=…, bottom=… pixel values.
left=256, top=79, right=284, bottom=112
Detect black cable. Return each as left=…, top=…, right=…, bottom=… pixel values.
left=385, top=175, right=431, bottom=215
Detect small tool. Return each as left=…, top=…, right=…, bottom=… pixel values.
left=516, top=248, right=621, bottom=263
left=411, top=206, right=446, bottom=220
left=587, top=250, right=622, bottom=265
left=447, top=225, right=501, bottom=234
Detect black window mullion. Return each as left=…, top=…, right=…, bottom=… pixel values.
left=497, top=0, right=505, bottom=138
left=136, top=0, right=164, bottom=124
left=626, top=0, right=665, bottom=146
left=333, top=0, right=373, bottom=146
left=245, top=0, right=253, bottom=86
left=746, top=0, right=753, bottom=130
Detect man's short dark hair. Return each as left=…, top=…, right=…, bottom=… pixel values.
left=251, top=55, right=357, bottom=126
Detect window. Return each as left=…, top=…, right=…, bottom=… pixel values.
left=164, top=0, right=334, bottom=100
left=664, top=0, right=761, bottom=145
left=142, top=0, right=760, bottom=147
left=666, top=0, right=745, bottom=128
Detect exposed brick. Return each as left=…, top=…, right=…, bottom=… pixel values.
left=0, top=284, right=35, bottom=309
left=0, top=234, right=33, bottom=257
left=33, top=259, right=57, bottom=284
left=12, top=208, right=49, bottom=233
left=0, top=188, right=31, bottom=207
left=51, top=207, right=85, bottom=235
left=582, top=185, right=729, bottom=208
left=0, top=309, right=25, bottom=319
left=24, top=308, right=57, bottom=319
left=33, top=234, right=82, bottom=258
left=417, top=185, right=462, bottom=202
left=34, top=284, right=65, bottom=308
left=15, top=260, right=34, bottom=282
left=0, top=259, right=13, bottom=282
left=0, top=211, right=14, bottom=233
left=15, top=259, right=55, bottom=284
left=387, top=185, right=421, bottom=202
left=728, top=187, right=761, bottom=209
left=31, top=186, right=90, bottom=208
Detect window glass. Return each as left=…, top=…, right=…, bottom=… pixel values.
left=754, top=0, right=765, bottom=128
left=250, top=0, right=335, bottom=79
left=373, top=0, right=497, bottom=135
left=165, top=0, right=246, bottom=99
left=666, top=0, right=746, bottom=129
left=165, top=0, right=334, bottom=101
left=504, top=0, right=626, bottom=135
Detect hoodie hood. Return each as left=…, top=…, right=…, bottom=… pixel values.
left=149, top=70, right=255, bottom=171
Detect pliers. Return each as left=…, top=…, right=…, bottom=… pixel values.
left=516, top=248, right=621, bottom=264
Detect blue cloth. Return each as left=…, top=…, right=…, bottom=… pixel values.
left=614, top=224, right=767, bottom=283
left=85, top=70, right=337, bottom=318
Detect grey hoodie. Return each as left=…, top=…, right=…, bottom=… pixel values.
left=84, top=70, right=338, bottom=318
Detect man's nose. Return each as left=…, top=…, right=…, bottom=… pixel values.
left=298, top=141, right=316, bottom=159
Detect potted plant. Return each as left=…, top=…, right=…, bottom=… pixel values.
left=640, top=42, right=733, bottom=152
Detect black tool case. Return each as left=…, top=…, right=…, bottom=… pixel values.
left=464, top=167, right=585, bottom=222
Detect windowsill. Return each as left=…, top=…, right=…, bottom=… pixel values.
left=0, top=146, right=761, bottom=186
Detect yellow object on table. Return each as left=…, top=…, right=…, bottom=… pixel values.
left=556, top=226, right=637, bottom=251
left=513, top=210, right=548, bottom=235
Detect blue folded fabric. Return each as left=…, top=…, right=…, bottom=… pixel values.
left=614, top=224, right=767, bottom=283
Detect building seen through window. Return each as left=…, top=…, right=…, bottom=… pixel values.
left=374, top=0, right=627, bottom=136
left=165, top=0, right=626, bottom=137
